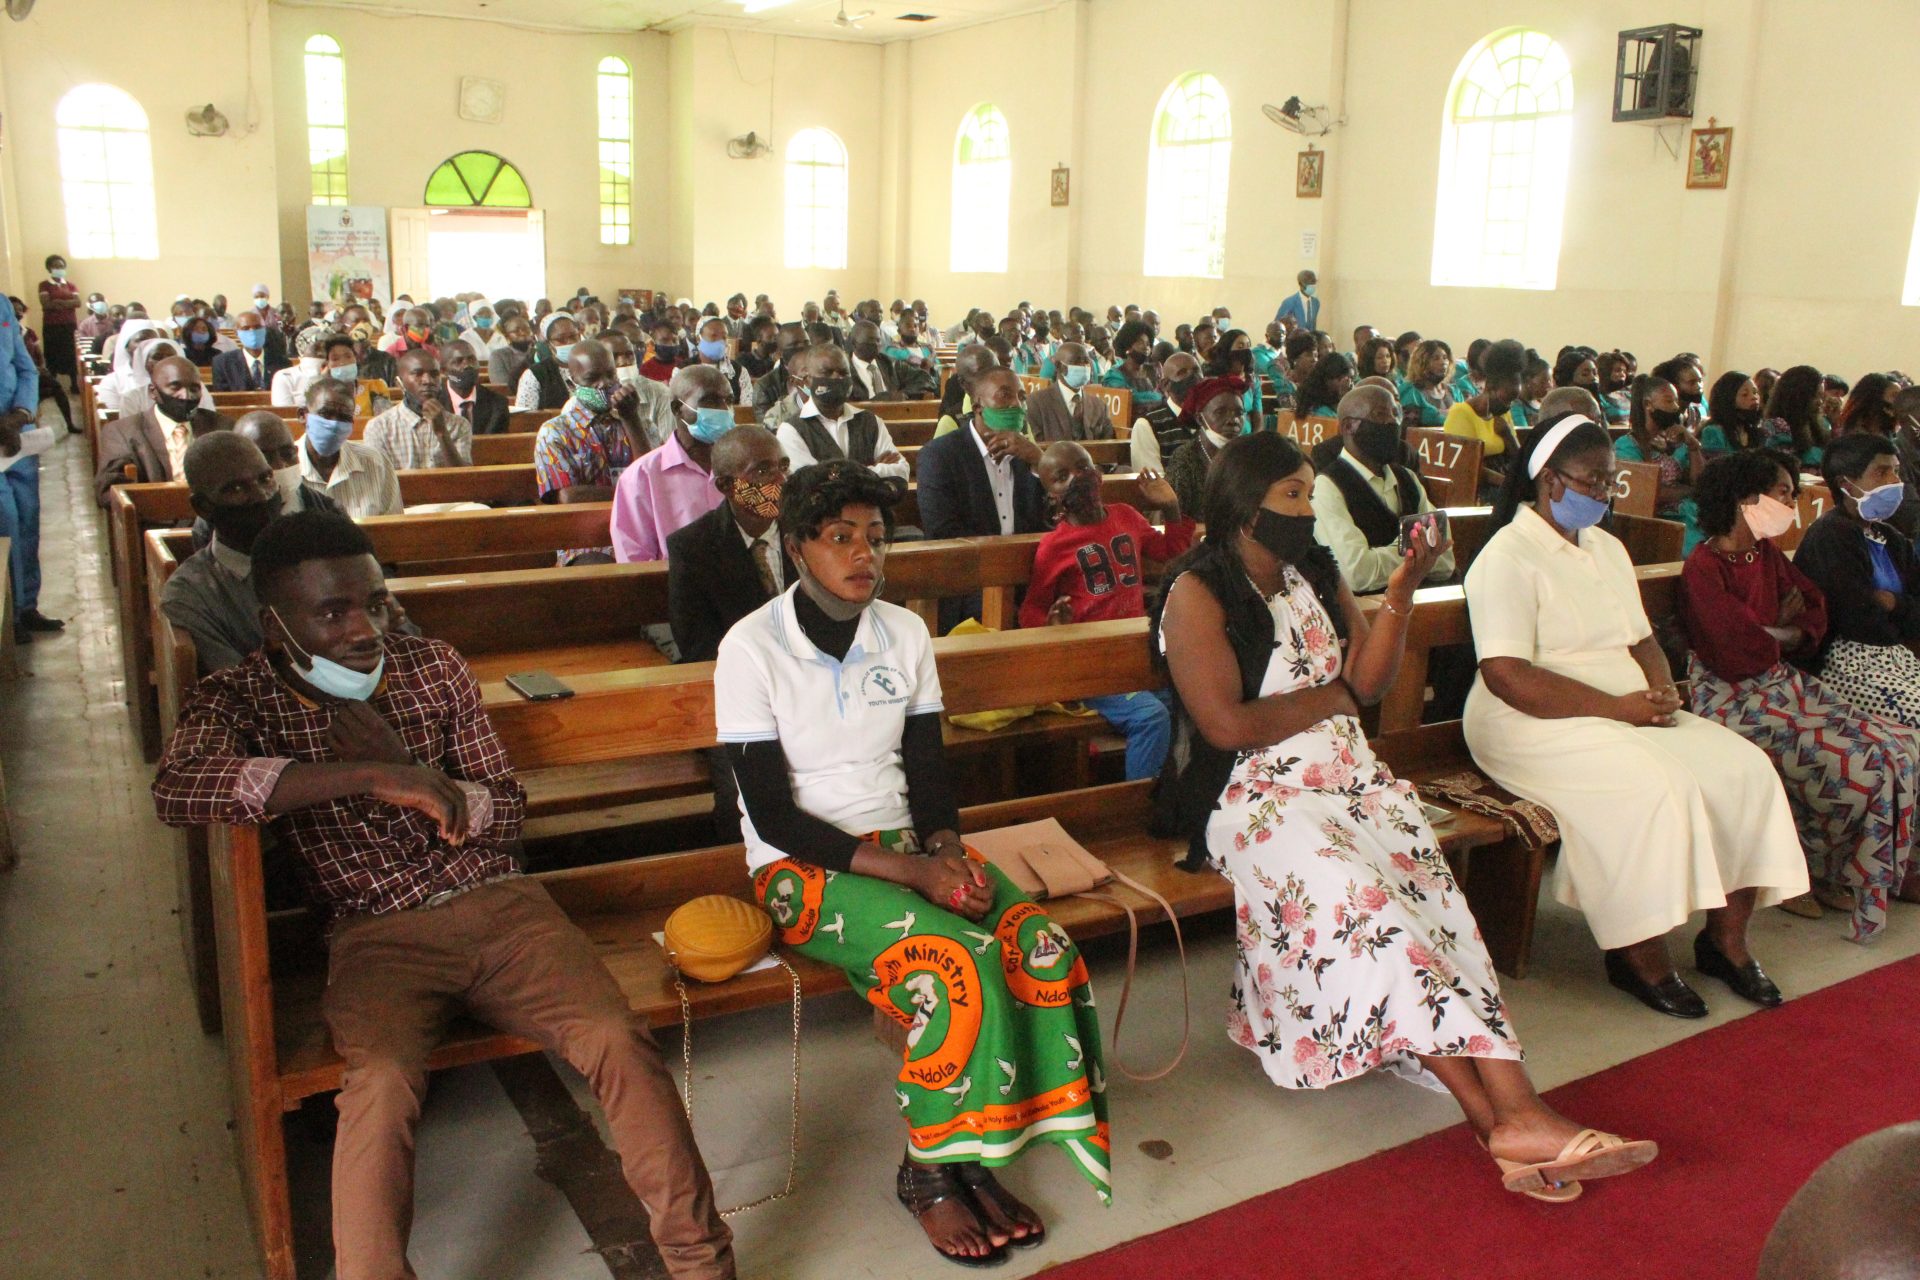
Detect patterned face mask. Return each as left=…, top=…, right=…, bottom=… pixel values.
left=729, top=475, right=783, bottom=519
left=574, top=385, right=610, bottom=414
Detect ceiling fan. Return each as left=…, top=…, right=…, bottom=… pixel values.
left=833, top=0, right=874, bottom=29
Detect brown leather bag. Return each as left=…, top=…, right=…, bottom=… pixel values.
left=966, top=819, right=1190, bottom=1080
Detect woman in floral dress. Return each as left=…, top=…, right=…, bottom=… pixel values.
left=1154, top=431, right=1656, bottom=1201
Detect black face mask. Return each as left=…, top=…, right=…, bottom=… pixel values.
left=1166, top=378, right=1197, bottom=403
left=810, top=377, right=852, bottom=412
left=1736, top=406, right=1763, bottom=427
left=1650, top=407, right=1683, bottom=429
left=1249, top=508, right=1319, bottom=564
left=1353, top=420, right=1402, bottom=468
left=156, top=392, right=199, bottom=423
left=447, top=368, right=479, bottom=393
left=654, top=343, right=683, bottom=362
left=509, top=338, right=533, bottom=352
left=853, top=343, right=881, bottom=361
left=1225, top=349, right=1252, bottom=372
left=206, top=495, right=281, bottom=548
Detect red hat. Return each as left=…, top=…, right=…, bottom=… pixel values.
left=1179, top=374, right=1249, bottom=425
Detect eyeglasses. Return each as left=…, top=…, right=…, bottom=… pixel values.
left=1555, top=468, right=1627, bottom=500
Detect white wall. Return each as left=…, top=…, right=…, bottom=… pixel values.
left=0, top=0, right=282, bottom=310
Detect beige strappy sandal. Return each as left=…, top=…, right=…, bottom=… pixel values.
left=1500, top=1129, right=1658, bottom=1194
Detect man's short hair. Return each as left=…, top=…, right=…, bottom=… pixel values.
left=252, top=511, right=376, bottom=604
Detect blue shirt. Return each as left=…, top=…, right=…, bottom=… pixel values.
left=0, top=295, right=39, bottom=415
left=1869, top=537, right=1904, bottom=597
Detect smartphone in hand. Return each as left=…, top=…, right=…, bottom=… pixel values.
left=1397, top=510, right=1450, bottom=556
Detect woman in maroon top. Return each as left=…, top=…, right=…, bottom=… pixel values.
left=36, top=253, right=80, bottom=392
left=1680, top=449, right=1920, bottom=942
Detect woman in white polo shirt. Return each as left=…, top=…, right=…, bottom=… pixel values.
left=714, top=461, right=1110, bottom=1268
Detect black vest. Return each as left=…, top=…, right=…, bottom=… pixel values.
left=1322, top=450, right=1422, bottom=548
left=791, top=410, right=880, bottom=465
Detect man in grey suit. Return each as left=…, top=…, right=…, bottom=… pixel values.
left=1025, top=342, right=1116, bottom=444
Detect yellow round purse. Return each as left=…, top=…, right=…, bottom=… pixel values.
left=662, top=894, right=772, bottom=983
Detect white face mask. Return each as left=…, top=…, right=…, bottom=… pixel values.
left=1741, top=493, right=1797, bottom=542
left=272, top=463, right=305, bottom=506
left=1203, top=426, right=1236, bottom=451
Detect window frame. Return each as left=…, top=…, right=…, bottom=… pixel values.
left=950, top=103, right=1012, bottom=274
left=423, top=151, right=533, bottom=208
left=54, top=84, right=159, bottom=260
left=304, top=34, right=349, bottom=206
left=596, top=55, right=633, bottom=246
left=784, top=127, right=849, bottom=271
left=1143, top=72, right=1233, bottom=280
left=1430, top=27, right=1575, bottom=291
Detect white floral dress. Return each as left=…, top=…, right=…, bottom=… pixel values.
left=1200, top=565, right=1524, bottom=1091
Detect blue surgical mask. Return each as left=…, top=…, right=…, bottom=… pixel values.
left=238, top=327, right=267, bottom=351
left=1548, top=481, right=1611, bottom=532
left=303, top=413, right=353, bottom=455
left=1852, top=479, right=1905, bottom=522
left=90, top=299, right=108, bottom=316
left=687, top=405, right=734, bottom=444
left=1062, top=364, right=1092, bottom=390
left=697, top=338, right=729, bottom=362
left=1302, top=283, right=1317, bottom=298
left=51, top=268, right=67, bottom=281
left=269, top=608, right=384, bottom=701
left=475, top=314, right=494, bottom=329
left=329, top=363, right=359, bottom=384
left=254, top=297, right=270, bottom=310
left=552, top=343, right=575, bottom=362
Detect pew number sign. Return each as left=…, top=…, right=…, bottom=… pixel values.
left=1416, top=436, right=1465, bottom=472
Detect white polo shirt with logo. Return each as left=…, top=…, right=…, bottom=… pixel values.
left=714, top=585, right=944, bottom=872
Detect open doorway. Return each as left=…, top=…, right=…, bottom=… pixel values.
left=389, top=207, right=546, bottom=304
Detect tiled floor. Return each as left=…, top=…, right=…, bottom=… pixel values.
left=4, top=414, right=1917, bottom=1279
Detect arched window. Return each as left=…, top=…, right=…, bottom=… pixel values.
left=424, top=151, right=532, bottom=208
left=55, top=84, right=159, bottom=259
left=597, top=56, right=632, bottom=246
left=1143, top=73, right=1232, bottom=279
left=784, top=128, right=848, bottom=270
left=304, top=35, right=349, bottom=205
left=950, top=104, right=1011, bottom=273
left=1431, top=29, right=1574, bottom=290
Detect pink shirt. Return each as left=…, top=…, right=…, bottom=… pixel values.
left=609, top=432, right=723, bottom=563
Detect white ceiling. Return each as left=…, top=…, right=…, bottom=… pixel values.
left=273, top=0, right=1058, bottom=43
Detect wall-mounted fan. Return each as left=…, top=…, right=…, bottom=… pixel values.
left=1262, top=97, right=1340, bottom=137
left=185, top=103, right=230, bottom=137
left=6, top=0, right=38, bottom=21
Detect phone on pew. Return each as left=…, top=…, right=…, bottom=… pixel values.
left=1397, top=510, right=1450, bottom=557
left=505, top=670, right=574, bottom=702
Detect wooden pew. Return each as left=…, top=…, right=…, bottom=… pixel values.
left=1282, top=413, right=1340, bottom=450
left=1407, top=429, right=1484, bottom=506
left=1774, top=481, right=1831, bottom=553
left=1611, top=460, right=1666, bottom=520
left=198, top=622, right=1516, bottom=1280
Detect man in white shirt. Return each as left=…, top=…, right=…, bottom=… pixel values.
left=1309, top=383, right=1454, bottom=594
left=773, top=345, right=909, bottom=482
left=364, top=349, right=473, bottom=470
left=847, top=321, right=901, bottom=402
left=297, top=377, right=403, bottom=518
left=271, top=327, right=330, bottom=407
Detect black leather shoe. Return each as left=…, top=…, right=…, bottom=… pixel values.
left=1605, top=950, right=1709, bottom=1019
left=19, top=610, right=64, bottom=633
left=1694, top=932, right=1784, bottom=1008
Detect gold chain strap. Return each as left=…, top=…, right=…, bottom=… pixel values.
left=674, top=956, right=803, bottom=1219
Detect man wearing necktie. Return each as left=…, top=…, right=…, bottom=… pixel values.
left=212, top=310, right=288, bottom=393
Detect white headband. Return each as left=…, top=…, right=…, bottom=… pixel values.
left=1526, top=414, right=1601, bottom=479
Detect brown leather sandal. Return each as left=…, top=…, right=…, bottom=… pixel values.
left=897, top=1159, right=1009, bottom=1269
left=955, top=1163, right=1046, bottom=1248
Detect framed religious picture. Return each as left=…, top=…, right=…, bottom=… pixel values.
left=1050, top=165, right=1070, bottom=207
left=1687, top=120, right=1732, bottom=189
left=1296, top=147, right=1324, bottom=198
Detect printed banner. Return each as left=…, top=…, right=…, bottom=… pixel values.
left=306, top=205, right=391, bottom=307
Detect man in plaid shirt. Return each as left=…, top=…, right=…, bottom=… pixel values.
left=152, top=511, right=734, bottom=1280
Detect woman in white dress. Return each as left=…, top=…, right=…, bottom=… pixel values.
left=1463, top=413, right=1808, bottom=1019
left=1157, top=431, right=1656, bottom=1201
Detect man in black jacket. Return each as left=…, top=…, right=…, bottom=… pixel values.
left=915, top=367, right=1049, bottom=631
left=666, top=424, right=793, bottom=840
left=442, top=341, right=511, bottom=434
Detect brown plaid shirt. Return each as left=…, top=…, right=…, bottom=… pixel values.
left=152, top=633, right=527, bottom=921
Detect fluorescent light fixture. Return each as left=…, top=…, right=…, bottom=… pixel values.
left=740, top=0, right=795, bottom=12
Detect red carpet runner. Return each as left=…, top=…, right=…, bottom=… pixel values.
left=1046, top=954, right=1920, bottom=1280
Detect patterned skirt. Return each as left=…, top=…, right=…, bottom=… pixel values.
left=1205, top=716, right=1524, bottom=1092
left=1688, top=655, right=1920, bottom=942
left=1817, top=638, right=1920, bottom=727
left=754, top=835, right=1112, bottom=1204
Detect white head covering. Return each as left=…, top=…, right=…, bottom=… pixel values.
left=539, top=311, right=572, bottom=340
left=110, top=319, right=161, bottom=379
left=1526, top=414, right=1600, bottom=479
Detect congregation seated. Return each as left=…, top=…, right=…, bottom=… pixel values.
left=1400, top=337, right=1456, bottom=428
left=269, top=326, right=332, bottom=408
left=441, top=339, right=511, bottom=434
left=516, top=313, right=583, bottom=411
left=1163, top=375, right=1248, bottom=520
left=1792, top=432, right=1920, bottom=724
left=299, top=376, right=402, bottom=519
left=1463, top=414, right=1807, bottom=1020
left=1702, top=368, right=1768, bottom=456
left=846, top=320, right=904, bottom=401
left=884, top=310, right=941, bottom=398
left=538, top=338, right=653, bottom=563
left=612, top=362, right=730, bottom=584
left=714, top=462, right=1108, bottom=1263
left=151, top=511, right=736, bottom=1280
left=1100, top=318, right=1162, bottom=415
left=1679, top=449, right=1920, bottom=943
left=774, top=343, right=910, bottom=481
left=1762, top=364, right=1830, bottom=467
left=1028, top=341, right=1114, bottom=443
left=932, top=342, right=1003, bottom=438
left=364, top=349, right=473, bottom=471
left=1616, top=371, right=1706, bottom=549
left=1309, top=383, right=1456, bottom=594
left=1156, top=431, right=1657, bottom=1201
left=488, top=311, right=535, bottom=391
left=691, top=312, right=749, bottom=404
left=1126, top=349, right=1198, bottom=472
left=750, top=322, right=808, bottom=420
left=1292, top=351, right=1355, bottom=420
left=94, top=355, right=232, bottom=506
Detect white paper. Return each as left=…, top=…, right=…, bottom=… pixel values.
left=0, top=426, right=55, bottom=473
left=1300, top=230, right=1319, bottom=260
left=652, top=931, right=781, bottom=977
